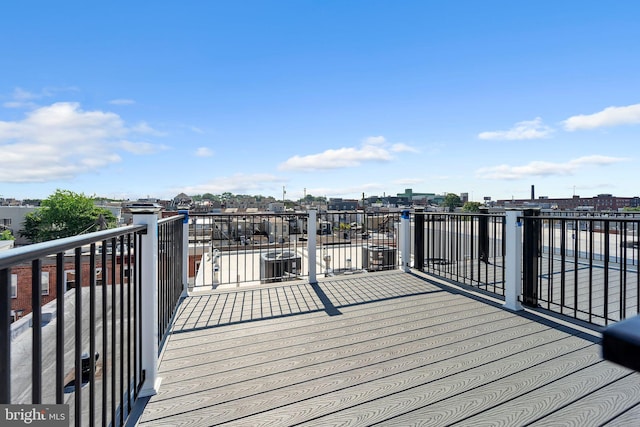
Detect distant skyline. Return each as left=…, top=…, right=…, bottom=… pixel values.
left=2, top=1, right=640, bottom=202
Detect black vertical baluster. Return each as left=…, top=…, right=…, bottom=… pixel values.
left=588, top=220, right=594, bottom=324
left=111, top=237, right=116, bottom=424
left=0, top=268, right=10, bottom=404
left=560, top=221, right=566, bottom=314
left=522, top=209, right=540, bottom=308
left=126, top=233, right=132, bottom=415
left=604, top=221, right=610, bottom=324
left=55, top=253, right=64, bottom=404
left=133, top=234, right=139, bottom=401
left=32, top=258, right=42, bottom=403
left=101, top=240, right=108, bottom=427
left=74, top=247, right=82, bottom=425
left=574, top=220, right=579, bottom=318
left=637, top=221, right=640, bottom=316
left=119, top=235, right=125, bottom=426
left=89, top=244, right=96, bottom=426
left=414, top=211, right=424, bottom=271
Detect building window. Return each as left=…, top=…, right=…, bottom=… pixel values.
left=41, top=272, right=50, bottom=295
left=65, top=270, right=75, bottom=290
left=11, top=274, right=17, bottom=298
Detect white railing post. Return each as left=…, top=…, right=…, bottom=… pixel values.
left=504, top=210, right=523, bottom=311
left=132, top=205, right=162, bottom=396
left=308, top=209, right=317, bottom=283
left=179, top=210, right=189, bottom=298
left=400, top=210, right=411, bottom=272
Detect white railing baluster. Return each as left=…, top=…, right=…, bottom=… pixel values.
left=133, top=206, right=162, bottom=396
left=308, top=209, right=317, bottom=283
left=504, top=210, right=523, bottom=311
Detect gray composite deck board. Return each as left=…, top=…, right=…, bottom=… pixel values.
left=604, top=402, right=640, bottom=426
left=137, top=271, right=640, bottom=426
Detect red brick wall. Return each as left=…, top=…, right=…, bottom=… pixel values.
left=11, top=253, right=198, bottom=321
left=10, top=258, right=132, bottom=320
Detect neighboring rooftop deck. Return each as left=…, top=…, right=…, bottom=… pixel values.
left=137, top=271, right=640, bottom=426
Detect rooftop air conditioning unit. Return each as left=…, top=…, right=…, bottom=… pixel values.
left=362, top=245, right=396, bottom=271
left=260, top=251, right=301, bottom=283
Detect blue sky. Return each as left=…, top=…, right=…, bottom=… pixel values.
left=1, top=1, right=640, bottom=202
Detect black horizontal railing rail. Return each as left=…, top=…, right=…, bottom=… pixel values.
left=0, top=224, right=146, bottom=426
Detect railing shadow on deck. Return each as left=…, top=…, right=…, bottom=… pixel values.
left=170, top=273, right=448, bottom=332
left=415, top=270, right=604, bottom=344
left=167, top=266, right=605, bottom=345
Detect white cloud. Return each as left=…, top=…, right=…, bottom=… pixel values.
left=476, top=155, right=629, bottom=180
left=393, top=178, right=424, bottom=185
left=569, top=155, right=628, bottom=166
left=3, top=101, right=33, bottom=109
left=390, top=143, right=419, bottom=153
left=563, top=103, right=640, bottom=131
left=109, top=98, right=136, bottom=105
left=0, top=102, right=164, bottom=182
left=478, top=117, right=554, bottom=140
left=3, top=88, right=38, bottom=109
left=131, top=121, right=166, bottom=136
left=278, top=136, right=417, bottom=171
left=3, top=86, right=78, bottom=109
left=119, top=140, right=168, bottom=155
left=364, top=136, right=386, bottom=145
left=304, top=182, right=386, bottom=199
left=195, top=147, right=214, bottom=157
left=177, top=173, right=285, bottom=195
left=12, top=87, right=39, bottom=101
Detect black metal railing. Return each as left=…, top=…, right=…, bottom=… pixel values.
left=189, top=211, right=400, bottom=287
left=412, top=210, right=639, bottom=326
left=158, top=215, right=185, bottom=348
left=0, top=225, right=145, bottom=426
left=0, top=211, right=186, bottom=426
left=189, top=213, right=310, bottom=286
left=317, top=211, right=399, bottom=276
left=524, top=214, right=639, bottom=326
left=415, top=212, right=506, bottom=296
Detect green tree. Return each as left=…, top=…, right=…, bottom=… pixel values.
left=462, top=201, right=483, bottom=212
left=442, top=193, right=462, bottom=212
left=0, top=229, right=15, bottom=240
left=300, top=194, right=327, bottom=203
left=20, top=189, right=117, bottom=243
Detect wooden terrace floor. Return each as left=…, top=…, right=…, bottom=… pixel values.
left=136, top=271, right=640, bottom=426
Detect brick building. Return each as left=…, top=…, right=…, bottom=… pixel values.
left=497, top=194, right=640, bottom=211
left=9, top=254, right=133, bottom=322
